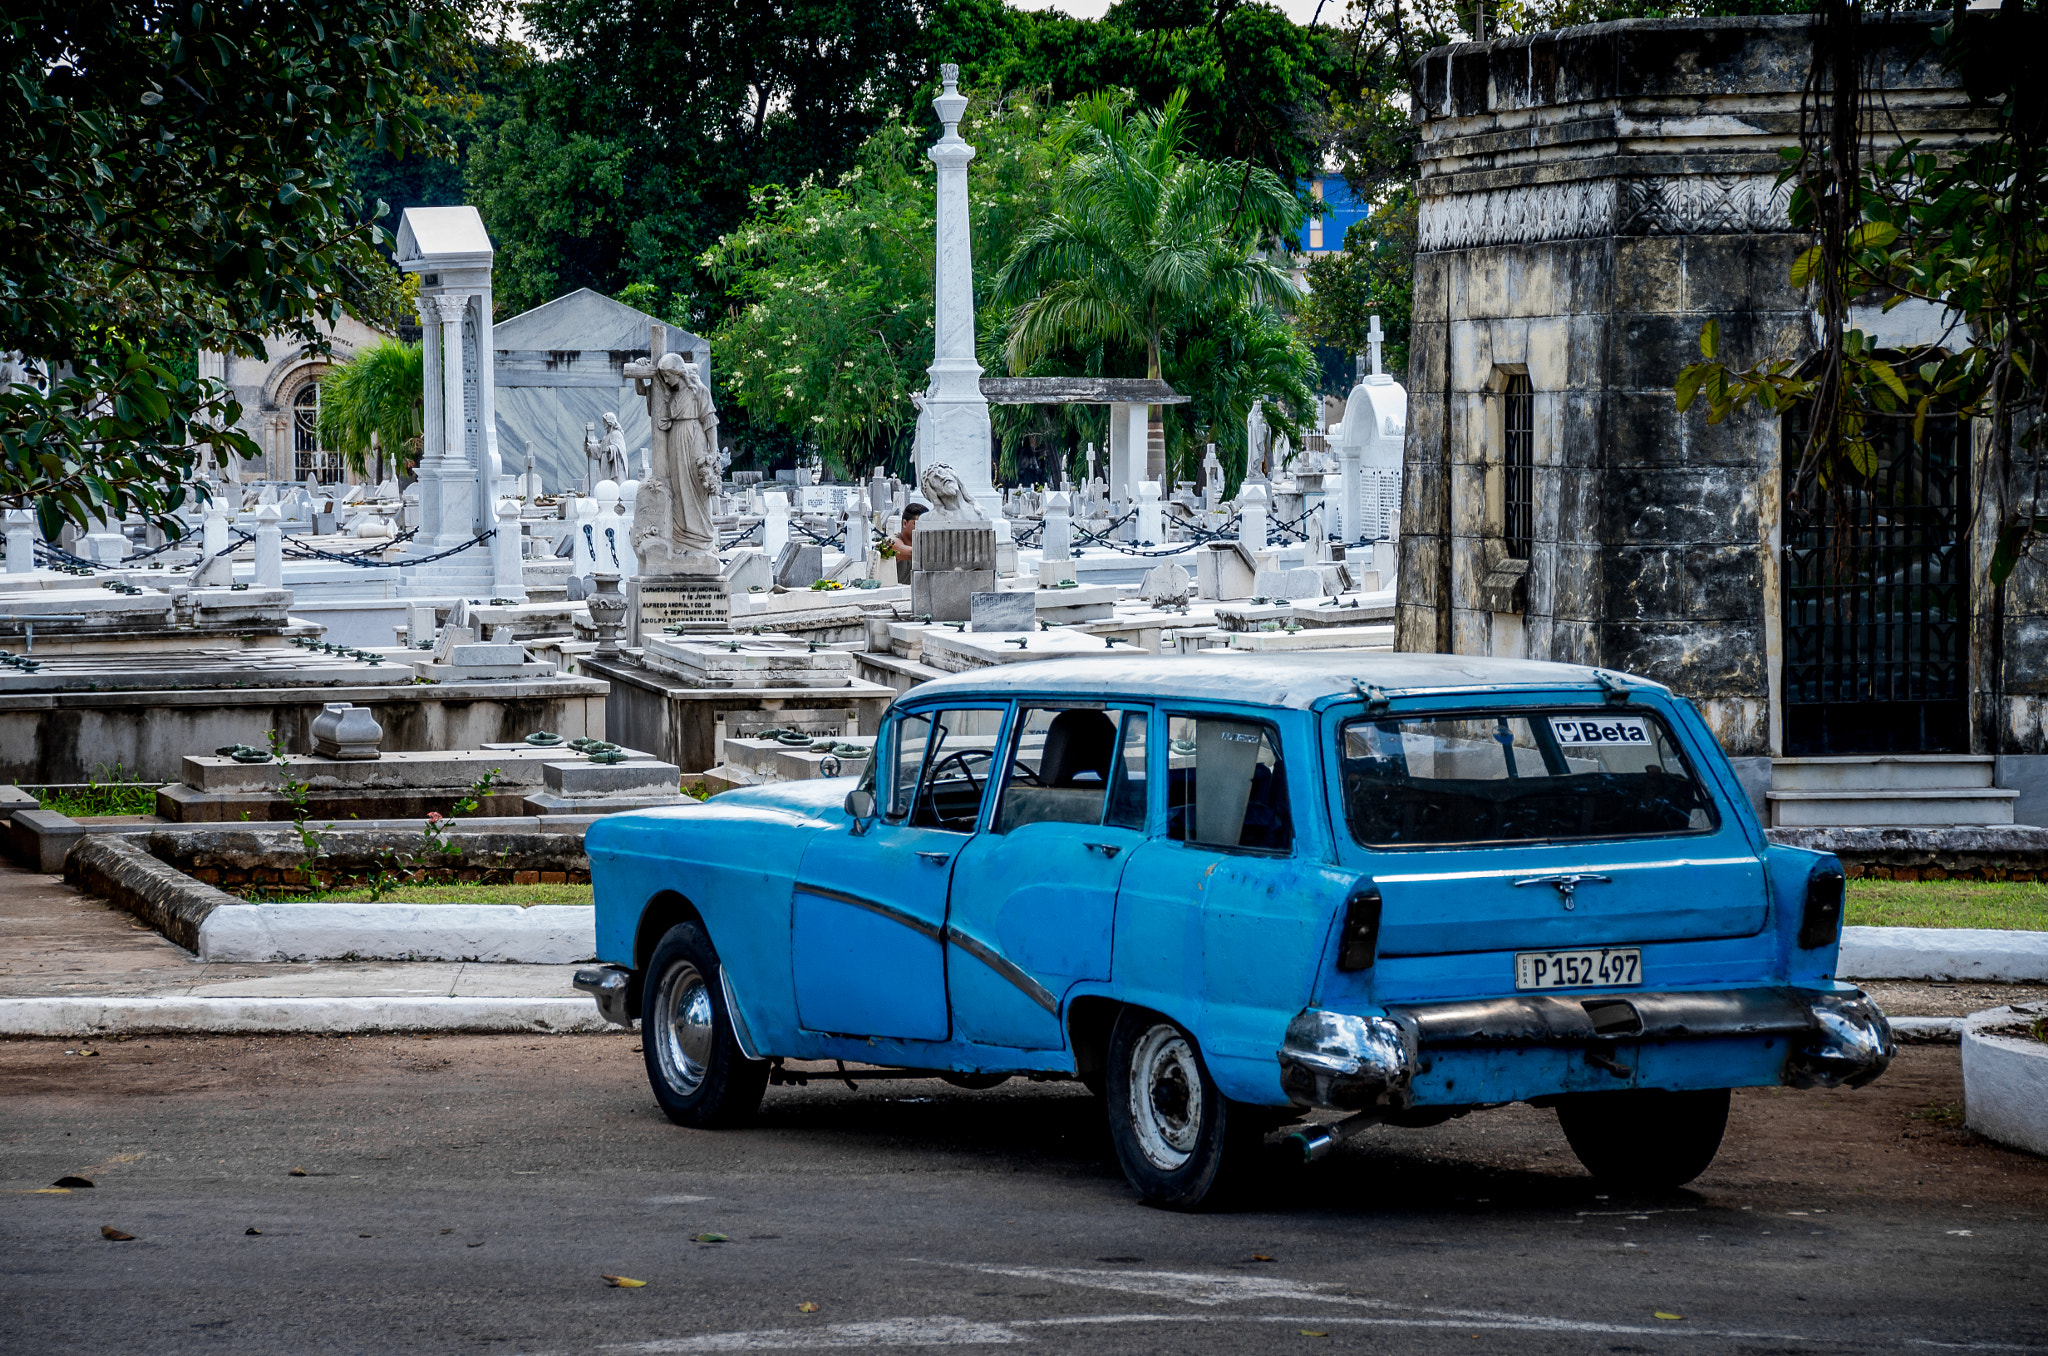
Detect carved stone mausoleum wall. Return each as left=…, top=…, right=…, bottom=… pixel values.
left=1394, top=13, right=2039, bottom=758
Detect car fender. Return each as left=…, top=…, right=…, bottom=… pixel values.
left=587, top=801, right=835, bottom=1042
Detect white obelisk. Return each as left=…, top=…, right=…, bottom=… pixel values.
left=924, top=64, right=998, bottom=519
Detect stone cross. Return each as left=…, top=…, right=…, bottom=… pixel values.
left=1367, top=314, right=1384, bottom=378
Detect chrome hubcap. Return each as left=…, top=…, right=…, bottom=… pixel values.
left=1128, top=1023, right=1202, bottom=1171
left=654, top=959, right=715, bottom=1097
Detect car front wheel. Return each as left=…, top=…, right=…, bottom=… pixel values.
left=1556, top=1087, right=1730, bottom=1189
left=642, top=921, right=769, bottom=1129
left=1104, top=1009, right=1258, bottom=1210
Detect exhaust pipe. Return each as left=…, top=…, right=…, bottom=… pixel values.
left=1286, top=1112, right=1376, bottom=1163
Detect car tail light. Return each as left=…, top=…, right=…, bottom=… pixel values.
left=1337, top=882, right=1383, bottom=971
left=1798, top=867, right=1846, bottom=949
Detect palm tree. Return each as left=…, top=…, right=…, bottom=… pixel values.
left=990, top=89, right=1305, bottom=481
left=317, top=339, right=424, bottom=482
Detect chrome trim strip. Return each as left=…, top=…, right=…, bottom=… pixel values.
left=944, top=925, right=1059, bottom=1014
left=719, top=968, right=765, bottom=1062
left=795, top=883, right=944, bottom=943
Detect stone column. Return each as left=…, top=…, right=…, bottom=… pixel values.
left=923, top=65, right=998, bottom=517
left=254, top=504, right=283, bottom=588
left=491, top=498, right=526, bottom=602
left=5, top=510, right=35, bottom=574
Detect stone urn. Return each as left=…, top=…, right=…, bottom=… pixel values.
left=587, top=572, right=628, bottom=658
left=310, top=702, right=383, bottom=760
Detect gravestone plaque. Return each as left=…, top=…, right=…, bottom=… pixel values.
left=633, top=575, right=731, bottom=640
left=970, top=590, right=1036, bottom=633
left=773, top=541, right=824, bottom=589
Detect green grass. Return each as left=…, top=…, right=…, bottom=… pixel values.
left=257, top=883, right=595, bottom=906
left=1846, top=878, right=2048, bottom=931
left=33, top=782, right=163, bottom=816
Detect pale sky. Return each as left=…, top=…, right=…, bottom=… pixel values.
left=1006, top=0, right=1342, bottom=24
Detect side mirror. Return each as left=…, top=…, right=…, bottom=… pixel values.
left=843, top=789, right=876, bottom=834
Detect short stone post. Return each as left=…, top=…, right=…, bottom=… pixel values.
left=763, top=490, right=790, bottom=560
left=616, top=479, right=641, bottom=577
left=1239, top=482, right=1269, bottom=552
left=1135, top=480, right=1163, bottom=545
left=253, top=504, right=283, bottom=588
left=1038, top=491, right=1075, bottom=588
left=202, top=503, right=229, bottom=558
left=491, top=498, right=527, bottom=602
left=5, top=509, right=35, bottom=575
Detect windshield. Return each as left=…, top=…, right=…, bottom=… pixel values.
left=1338, top=709, right=1719, bottom=848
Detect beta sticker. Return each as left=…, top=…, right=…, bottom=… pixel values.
left=1550, top=715, right=1652, bottom=747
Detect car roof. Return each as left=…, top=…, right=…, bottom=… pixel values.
left=900, top=652, right=1669, bottom=712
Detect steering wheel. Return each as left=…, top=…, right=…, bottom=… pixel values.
left=927, top=748, right=989, bottom=800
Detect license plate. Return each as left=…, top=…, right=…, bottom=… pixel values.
left=1515, top=948, right=1642, bottom=990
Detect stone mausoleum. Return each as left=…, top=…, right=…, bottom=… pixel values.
left=1395, top=13, right=2046, bottom=824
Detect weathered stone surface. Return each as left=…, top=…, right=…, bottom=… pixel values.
left=1765, top=825, right=2048, bottom=881
left=66, top=833, right=242, bottom=951
left=1398, top=12, right=1994, bottom=758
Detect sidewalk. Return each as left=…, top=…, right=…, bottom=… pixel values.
left=4, top=860, right=2045, bottom=1039
left=0, top=864, right=609, bottom=1036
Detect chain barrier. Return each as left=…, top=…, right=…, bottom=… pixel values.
left=230, top=525, right=480, bottom=567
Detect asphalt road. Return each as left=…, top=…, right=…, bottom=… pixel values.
left=3, top=1032, right=2043, bottom=1355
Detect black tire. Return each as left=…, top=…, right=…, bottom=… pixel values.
left=1103, top=1008, right=1260, bottom=1210
left=1556, top=1087, right=1731, bottom=1189
left=641, top=921, right=769, bottom=1128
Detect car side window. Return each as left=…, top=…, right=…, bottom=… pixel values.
left=1165, top=715, right=1292, bottom=852
left=897, top=706, right=1006, bottom=832
left=992, top=707, right=1147, bottom=833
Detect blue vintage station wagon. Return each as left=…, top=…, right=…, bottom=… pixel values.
left=578, top=654, right=1893, bottom=1209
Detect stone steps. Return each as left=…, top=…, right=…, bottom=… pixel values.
left=1766, top=755, right=2015, bottom=828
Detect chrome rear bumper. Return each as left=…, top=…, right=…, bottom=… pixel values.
left=573, top=964, right=634, bottom=1027
left=1277, top=986, right=1895, bottom=1110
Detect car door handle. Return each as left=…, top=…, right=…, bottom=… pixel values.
left=1512, top=873, right=1612, bottom=910
left=1083, top=842, right=1123, bottom=859
left=916, top=851, right=951, bottom=866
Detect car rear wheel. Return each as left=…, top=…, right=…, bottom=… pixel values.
left=1104, top=1009, right=1258, bottom=1210
left=1556, top=1087, right=1730, bottom=1189
left=643, top=922, right=769, bottom=1129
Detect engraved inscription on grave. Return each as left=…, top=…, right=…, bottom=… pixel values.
left=637, top=578, right=731, bottom=635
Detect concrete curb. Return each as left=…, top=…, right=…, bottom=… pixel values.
left=1962, top=1005, right=2048, bottom=1157
left=63, top=834, right=240, bottom=952
left=1889, top=1016, right=1964, bottom=1044
left=197, top=904, right=597, bottom=964
left=1839, top=926, right=2048, bottom=983
left=0, top=996, right=617, bottom=1037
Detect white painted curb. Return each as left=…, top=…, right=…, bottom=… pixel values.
left=1962, top=1006, right=2048, bottom=1158
left=1838, top=926, right=2048, bottom=983
left=196, top=904, right=596, bottom=964
left=0, top=996, right=617, bottom=1037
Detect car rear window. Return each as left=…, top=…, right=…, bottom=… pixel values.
left=1338, top=709, right=1719, bottom=847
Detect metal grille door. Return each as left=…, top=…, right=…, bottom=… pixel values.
left=1781, top=413, right=1969, bottom=754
